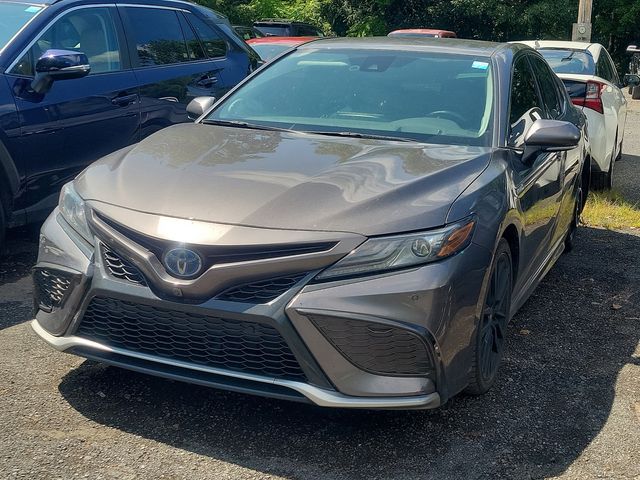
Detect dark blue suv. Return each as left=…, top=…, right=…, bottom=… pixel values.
left=0, top=0, right=259, bottom=247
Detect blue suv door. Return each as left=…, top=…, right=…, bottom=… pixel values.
left=120, top=5, right=241, bottom=138
left=6, top=5, right=140, bottom=221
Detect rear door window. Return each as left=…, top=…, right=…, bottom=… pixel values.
left=185, top=13, right=227, bottom=58
left=125, top=7, right=189, bottom=66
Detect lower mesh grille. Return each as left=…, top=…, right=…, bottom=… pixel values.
left=77, top=297, right=307, bottom=381
left=308, top=314, right=432, bottom=376
left=216, top=273, right=308, bottom=303
left=101, top=246, right=147, bottom=286
left=33, top=268, right=75, bottom=312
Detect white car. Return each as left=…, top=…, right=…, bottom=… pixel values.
left=518, top=41, right=627, bottom=189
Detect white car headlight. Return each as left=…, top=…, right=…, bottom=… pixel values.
left=59, top=182, right=92, bottom=241
left=315, top=218, right=476, bottom=281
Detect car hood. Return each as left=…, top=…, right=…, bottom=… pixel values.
left=75, top=123, right=493, bottom=236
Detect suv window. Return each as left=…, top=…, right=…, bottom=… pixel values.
left=178, top=14, right=206, bottom=61
left=604, top=50, right=620, bottom=84
left=126, top=7, right=189, bottom=66
left=529, top=55, right=563, bottom=119
left=185, top=13, right=227, bottom=58
left=297, top=25, right=322, bottom=36
left=11, top=7, right=121, bottom=76
left=509, top=56, right=546, bottom=147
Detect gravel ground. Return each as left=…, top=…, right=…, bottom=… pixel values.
left=1, top=96, right=639, bottom=480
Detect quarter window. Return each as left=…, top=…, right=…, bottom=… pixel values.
left=509, top=56, right=545, bottom=147
left=126, top=8, right=189, bottom=66
left=11, top=7, right=121, bottom=76
left=185, top=14, right=227, bottom=59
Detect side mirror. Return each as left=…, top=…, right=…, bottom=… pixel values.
left=31, top=49, right=90, bottom=94
left=522, top=119, right=581, bottom=164
left=187, top=96, right=216, bottom=120
left=624, top=73, right=640, bottom=87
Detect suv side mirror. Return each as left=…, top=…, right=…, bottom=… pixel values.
left=624, top=74, right=640, bottom=87
left=522, top=119, right=581, bottom=164
left=187, top=96, right=216, bottom=120
left=31, top=49, right=90, bottom=94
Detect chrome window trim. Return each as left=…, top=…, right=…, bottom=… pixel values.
left=117, top=3, right=189, bottom=12
left=5, top=3, right=117, bottom=74
left=0, top=3, right=48, bottom=57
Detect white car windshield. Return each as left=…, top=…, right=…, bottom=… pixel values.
left=208, top=48, right=495, bottom=146
left=538, top=48, right=596, bottom=75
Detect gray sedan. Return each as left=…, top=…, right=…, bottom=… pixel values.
left=32, top=38, right=589, bottom=409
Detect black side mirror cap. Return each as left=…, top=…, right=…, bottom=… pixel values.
left=522, top=119, right=581, bottom=164
left=624, top=73, right=640, bottom=87
left=31, top=49, right=90, bottom=94
left=186, top=96, right=216, bottom=120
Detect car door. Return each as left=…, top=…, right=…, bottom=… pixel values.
left=508, top=55, right=564, bottom=289
left=529, top=54, right=583, bottom=248
left=596, top=48, right=626, bottom=157
left=7, top=5, right=139, bottom=221
left=120, top=5, right=233, bottom=139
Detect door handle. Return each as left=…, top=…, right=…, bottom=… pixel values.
left=111, top=94, right=138, bottom=107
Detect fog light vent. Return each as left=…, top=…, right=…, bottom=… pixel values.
left=33, top=268, right=76, bottom=312
left=308, top=314, right=433, bottom=376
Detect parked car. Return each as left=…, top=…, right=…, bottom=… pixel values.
left=0, top=0, right=260, bottom=249
left=253, top=19, right=324, bottom=37
left=627, top=44, right=640, bottom=98
left=518, top=40, right=627, bottom=190
left=246, top=36, right=319, bottom=62
left=32, top=38, right=588, bottom=410
left=388, top=29, right=457, bottom=38
left=233, top=25, right=265, bottom=41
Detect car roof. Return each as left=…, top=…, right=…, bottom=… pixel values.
left=246, top=36, right=320, bottom=45
left=514, top=40, right=602, bottom=58
left=389, top=29, right=456, bottom=35
left=297, top=36, right=508, bottom=56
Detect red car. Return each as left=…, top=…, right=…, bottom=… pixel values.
left=388, top=29, right=457, bottom=39
left=246, top=37, right=319, bottom=62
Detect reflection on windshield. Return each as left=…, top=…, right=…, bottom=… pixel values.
left=207, top=49, right=494, bottom=146
left=538, top=49, right=596, bottom=75
left=0, top=3, right=44, bottom=49
left=251, top=44, right=294, bottom=61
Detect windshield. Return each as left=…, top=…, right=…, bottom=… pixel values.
left=537, top=48, right=596, bottom=75
left=0, top=2, right=44, bottom=49
left=251, top=43, right=295, bottom=61
left=207, top=49, right=494, bottom=146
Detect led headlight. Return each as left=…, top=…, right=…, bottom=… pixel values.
left=315, top=218, right=476, bottom=281
left=59, top=182, right=92, bottom=242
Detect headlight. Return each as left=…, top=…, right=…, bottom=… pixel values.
left=315, top=218, right=476, bottom=281
left=59, top=182, right=92, bottom=241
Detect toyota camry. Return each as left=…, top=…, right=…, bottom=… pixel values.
left=32, top=38, right=588, bottom=409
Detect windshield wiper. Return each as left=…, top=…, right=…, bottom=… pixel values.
left=304, top=130, right=419, bottom=142
left=200, top=119, right=294, bottom=133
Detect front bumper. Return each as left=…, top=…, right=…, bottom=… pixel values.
left=32, top=207, right=492, bottom=409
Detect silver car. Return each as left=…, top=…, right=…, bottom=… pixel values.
left=32, top=38, right=588, bottom=409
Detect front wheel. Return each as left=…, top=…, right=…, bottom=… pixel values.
left=465, top=238, right=513, bottom=395
left=564, top=188, right=581, bottom=253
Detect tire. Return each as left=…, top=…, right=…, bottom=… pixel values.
left=591, top=156, right=613, bottom=191
left=633, top=85, right=640, bottom=100
left=0, top=196, right=6, bottom=254
left=564, top=187, right=581, bottom=253
left=465, top=238, right=513, bottom=395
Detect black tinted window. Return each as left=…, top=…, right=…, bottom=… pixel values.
left=596, top=54, right=613, bottom=81
left=529, top=56, right=562, bottom=118
left=186, top=14, right=227, bottom=58
left=509, top=57, right=545, bottom=146
left=178, top=14, right=206, bottom=60
left=126, top=8, right=188, bottom=66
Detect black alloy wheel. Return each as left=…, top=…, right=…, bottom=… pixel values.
left=465, top=239, right=513, bottom=395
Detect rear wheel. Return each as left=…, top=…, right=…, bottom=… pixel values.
left=465, top=239, right=513, bottom=395
left=591, top=154, right=614, bottom=191
left=0, top=196, right=6, bottom=253
left=633, top=85, right=640, bottom=100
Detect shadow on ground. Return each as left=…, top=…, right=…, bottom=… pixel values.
left=57, top=226, right=640, bottom=479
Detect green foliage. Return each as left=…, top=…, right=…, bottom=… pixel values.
left=199, top=0, right=640, bottom=67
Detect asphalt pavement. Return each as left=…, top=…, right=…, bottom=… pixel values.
left=0, top=97, right=639, bottom=480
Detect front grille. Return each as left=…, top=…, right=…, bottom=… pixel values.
left=77, top=297, right=307, bottom=381
left=101, top=246, right=147, bottom=286
left=308, top=314, right=433, bottom=376
left=216, top=273, right=308, bottom=303
left=33, top=268, right=76, bottom=312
